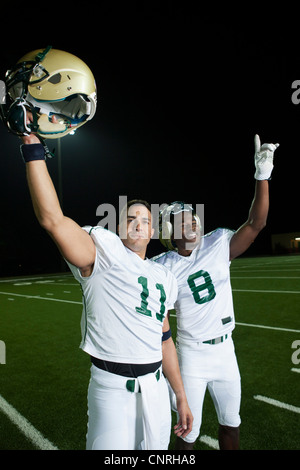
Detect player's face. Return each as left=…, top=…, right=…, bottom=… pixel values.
left=120, top=204, right=154, bottom=258
left=172, top=212, right=201, bottom=254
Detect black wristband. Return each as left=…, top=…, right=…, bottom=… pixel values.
left=20, top=143, right=46, bottom=163
left=162, top=328, right=172, bottom=342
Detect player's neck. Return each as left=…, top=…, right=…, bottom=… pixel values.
left=177, top=247, right=194, bottom=257
left=176, top=238, right=202, bottom=257
left=124, top=243, right=147, bottom=260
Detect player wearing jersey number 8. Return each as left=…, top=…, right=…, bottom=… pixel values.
left=154, top=135, right=279, bottom=450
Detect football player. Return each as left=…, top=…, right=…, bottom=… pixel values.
left=154, top=135, right=279, bottom=450
left=11, top=126, right=193, bottom=450
left=1, top=47, right=193, bottom=449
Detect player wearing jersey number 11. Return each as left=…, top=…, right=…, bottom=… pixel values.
left=8, top=119, right=193, bottom=449
left=154, top=135, right=279, bottom=450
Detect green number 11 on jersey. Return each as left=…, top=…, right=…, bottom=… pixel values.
left=135, top=276, right=166, bottom=322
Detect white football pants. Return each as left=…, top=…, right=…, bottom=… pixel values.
left=86, top=364, right=171, bottom=450
left=177, top=335, right=241, bottom=444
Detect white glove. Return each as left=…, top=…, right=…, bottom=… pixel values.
left=254, top=134, right=279, bottom=180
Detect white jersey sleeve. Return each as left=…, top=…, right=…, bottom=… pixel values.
left=66, top=226, right=178, bottom=364
left=66, top=225, right=124, bottom=280
left=154, top=228, right=235, bottom=343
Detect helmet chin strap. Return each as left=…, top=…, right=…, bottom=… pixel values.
left=5, top=98, right=54, bottom=157
left=5, top=99, right=71, bottom=160
left=6, top=98, right=38, bottom=135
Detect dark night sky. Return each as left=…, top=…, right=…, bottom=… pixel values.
left=0, top=7, right=300, bottom=275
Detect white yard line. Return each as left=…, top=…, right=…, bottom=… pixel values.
left=235, top=322, right=300, bottom=334
left=230, top=269, right=300, bottom=273
left=169, top=312, right=300, bottom=334
left=254, top=395, right=300, bottom=414
left=199, top=434, right=219, bottom=449
left=0, top=274, right=72, bottom=283
left=231, top=276, right=300, bottom=279
left=0, top=291, right=81, bottom=305
left=0, top=394, right=58, bottom=450
left=233, top=289, right=300, bottom=294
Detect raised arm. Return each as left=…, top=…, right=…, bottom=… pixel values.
left=229, top=135, right=279, bottom=261
left=22, top=133, right=95, bottom=275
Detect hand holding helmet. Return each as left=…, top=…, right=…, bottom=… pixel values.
left=21, top=112, right=58, bottom=145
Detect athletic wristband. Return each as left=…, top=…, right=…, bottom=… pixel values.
left=162, top=328, right=172, bottom=342
left=20, top=143, right=46, bottom=163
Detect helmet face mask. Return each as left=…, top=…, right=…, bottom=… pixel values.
left=1, top=46, right=97, bottom=139
left=159, top=201, right=202, bottom=251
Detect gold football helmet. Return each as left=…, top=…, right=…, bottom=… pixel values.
left=2, top=46, right=97, bottom=139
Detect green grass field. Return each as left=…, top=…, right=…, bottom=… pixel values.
left=0, top=255, right=299, bottom=450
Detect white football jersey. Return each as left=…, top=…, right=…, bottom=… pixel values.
left=67, top=226, right=178, bottom=364
left=154, top=228, right=235, bottom=343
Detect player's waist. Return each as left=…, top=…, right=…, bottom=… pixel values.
left=90, top=362, right=163, bottom=394
left=90, top=356, right=162, bottom=378
left=177, top=315, right=235, bottom=343
left=177, top=330, right=233, bottom=346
